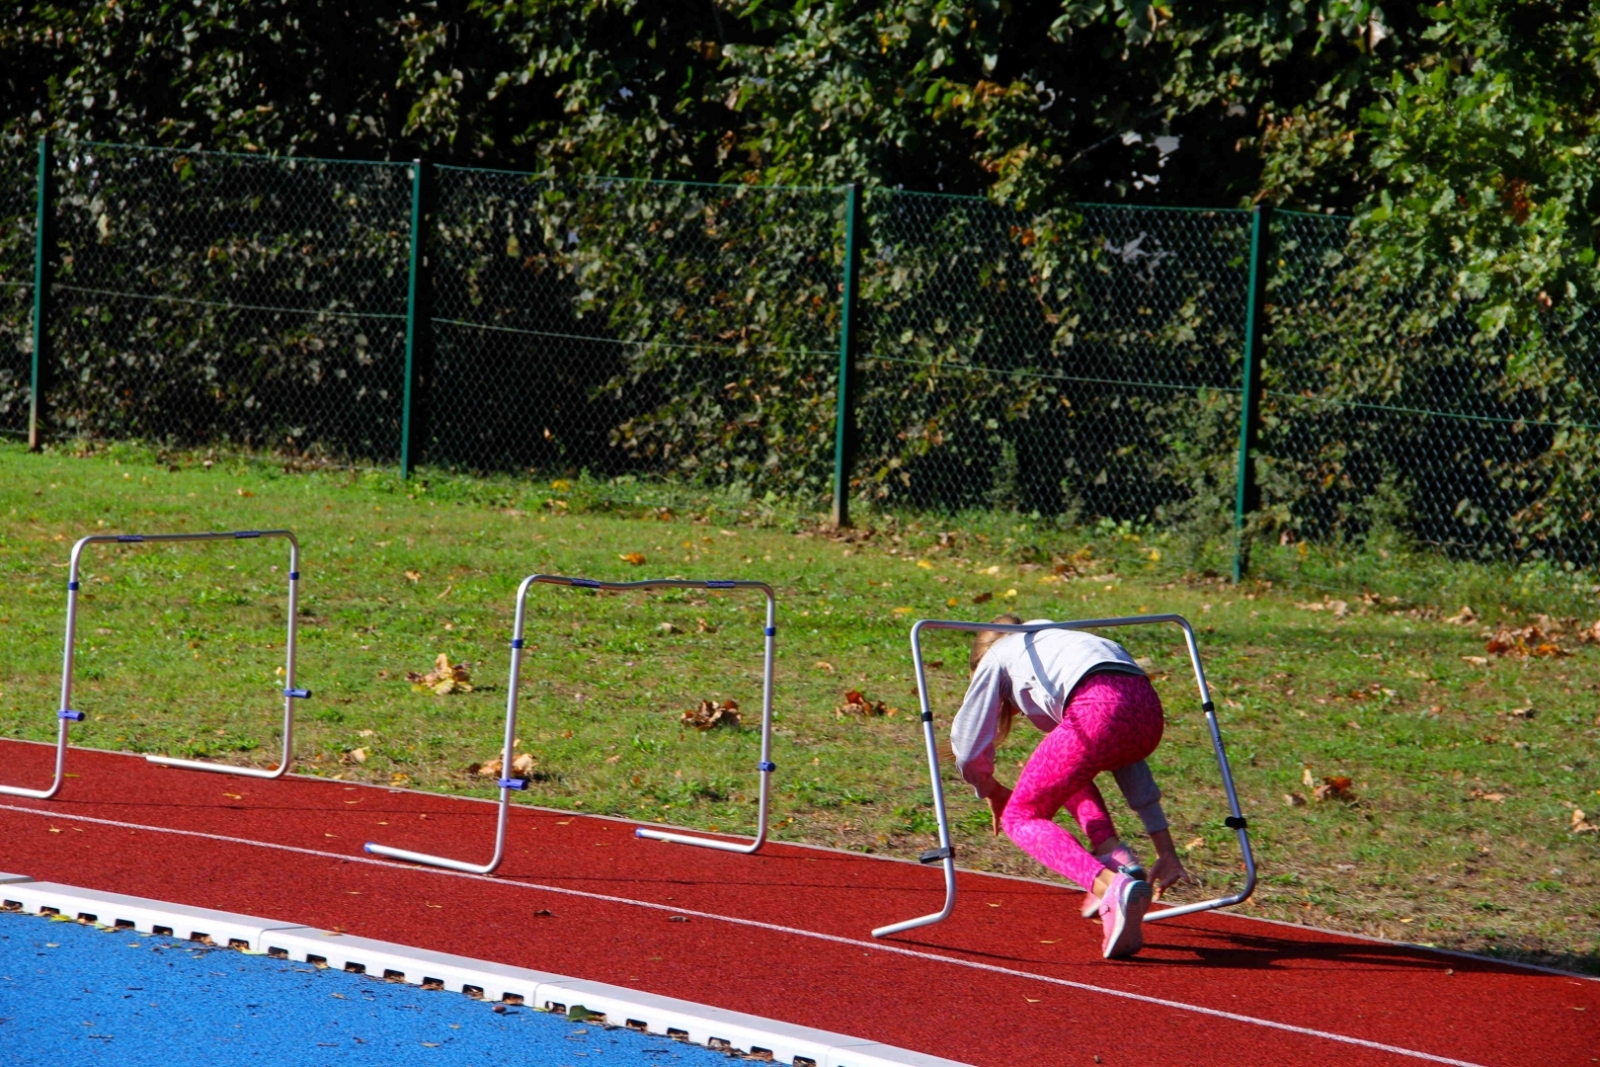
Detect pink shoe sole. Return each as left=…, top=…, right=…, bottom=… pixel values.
left=1101, top=876, right=1153, bottom=959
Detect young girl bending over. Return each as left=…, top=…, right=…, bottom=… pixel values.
left=950, top=615, right=1188, bottom=959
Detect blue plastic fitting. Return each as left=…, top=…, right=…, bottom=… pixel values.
left=283, top=688, right=311, bottom=699
left=758, top=760, right=776, bottom=773
left=115, top=534, right=145, bottom=543
left=764, top=626, right=776, bottom=637
left=706, top=580, right=736, bottom=589
left=362, top=843, right=378, bottom=854
left=58, top=710, right=85, bottom=722
left=67, top=581, right=80, bottom=591
left=1202, top=700, right=1216, bottom=713
left=497, top=778, right=528, bottom=791
left=510, top=638, right=525, bottom=649
left=569, top=578, right=601, bottom=588
left=288, top=571, right=299, bottom=581
left=234, top=531, right=261, bottom=539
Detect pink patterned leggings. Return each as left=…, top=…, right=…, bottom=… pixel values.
left=999, top=671, right=1164, bottom=892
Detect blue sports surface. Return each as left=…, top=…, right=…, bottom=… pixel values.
left=0, top=909, right=731, bottom=1066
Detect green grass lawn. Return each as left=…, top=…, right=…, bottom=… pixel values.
left=1, top=441, right=1596, bottom=974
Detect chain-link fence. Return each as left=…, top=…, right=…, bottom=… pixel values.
left=1261, top=209, right=1600, bottom=570
left=855, top=192, right=1247, bottom=532
left=428, top=169, right=842, bottom=489
left=0, top=141, right=34, bottom=437
left=46, top=142, right=411, bottom=457
left=14, top=139, right=1600, bottom=580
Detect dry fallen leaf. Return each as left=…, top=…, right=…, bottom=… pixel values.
left=1503, top=705, right=1536, bottom=720
left=1284, top=792, right=1306, bottom=807
left=814, top=660, right=835, bottom=674
left=1313, top=776, right=1356, bottom=803
left=619, top=552, right=647, bottom=566
left=511, top=753, right=536, bottom=776
left=681, top=699, right=741, bottom=730
left=1485, top=624, right=1568, bottom=659
left=1301, top=765, right=1315, bottom=788
left=349, top=747, right=367, bottom=763
left=1467, top=789, right=1507, bottom=803
left=475, top=757, right=502, bottom=778
left=835, top=688, right=891, bottom=719
left=696, top=618, right=716, bottom=634
left=407, top=652, right=473, bottom=694
left=658, top=621, right=682, bottom=635
left=1460, top=655, right=1489, bottom=666
left=1183, top=836, right=1206, bottom=852
left=1444, top=605, right=1478, bottom=626
left=973, top=591, right=994, bottom=604
left=1572, top=808, right=1599, bottom=834
left=404, top=570, right=421, bottom=583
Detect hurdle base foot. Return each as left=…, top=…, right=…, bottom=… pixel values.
left=634, top=827, right=762, bottom=854
left=363, top=842, right=500, bottom=875
left=145, top=755, right=288, bottom=779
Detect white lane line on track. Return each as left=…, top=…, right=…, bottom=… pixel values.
left=0, top=802, right=1489, bottom=1067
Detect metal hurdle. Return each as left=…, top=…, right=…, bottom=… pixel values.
left=872, top=613, right=1255, bottom=939
left=0, top=530, right=310, bottom=800
left=365, top=574, right=777, bottom=875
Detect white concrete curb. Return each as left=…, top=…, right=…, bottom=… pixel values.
left=0, top=873, right=969, bottom=1067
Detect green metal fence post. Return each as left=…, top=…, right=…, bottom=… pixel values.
left=831, top=184, right=863, bottom=528
left=1232, top=203, right=1273, bottom=582
left=400, top=158, right=434, bottom=478
left=28, top=135, right=53, bottom=452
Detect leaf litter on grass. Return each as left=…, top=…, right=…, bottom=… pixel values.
left=834, top=689, right=895, bottom=719
left=681, top=699, right=741, bottom=730
left=407, top=653, right=473, bottom=694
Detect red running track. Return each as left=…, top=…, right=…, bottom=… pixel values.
left=0, top=740, right=1592, bottom=1067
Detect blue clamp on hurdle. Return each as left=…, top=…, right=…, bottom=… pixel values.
left=283, top=688, right=312, bottom=699
left=1224, top=815, right=1248, bottom=830
left=919, top=845, right=954, bottom=864
left=67, top=580, right=80, bottom=591
left=510, top=638, right=525, bottom=649
left=115, top=534, right=145, bottom=543
left=758, top=760, right=776, bottom=773
left=497, top=778, right=528, bottom=790
left=706, top=580, right=736, bottom=589
left=233, top=530, right=261, bottom=539
left=764, top=626, right=776, bottom=637
left=58, top=709, right=85, bottom=722
left=288, top=571, right=299, bottom=581
left=569, top=577, right=601, bottom=588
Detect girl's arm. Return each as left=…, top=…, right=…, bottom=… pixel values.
left=949, top=660, right=1009, bottom=800
left=1110, top=761, right=1169, bottom=835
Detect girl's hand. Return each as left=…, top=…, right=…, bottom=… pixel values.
left=986, top=783, right=1013, bottom=835
left=1148, top=851, right=1190, bottom=900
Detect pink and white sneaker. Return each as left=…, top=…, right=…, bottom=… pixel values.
left=1099, top=872, right=1153, bottom=959
left=1080, top=840, right=1147, bottom=919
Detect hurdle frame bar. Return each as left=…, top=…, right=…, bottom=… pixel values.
left=365, top=574, right=777, bottom=874
left=0, top=530, right=308, bottom=801
left=872, top=613, right=1255, bottom=939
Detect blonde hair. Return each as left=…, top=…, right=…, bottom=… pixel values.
left=940, top=614, right=1024, bottom=764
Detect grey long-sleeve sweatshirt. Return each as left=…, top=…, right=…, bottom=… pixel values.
left=949, top=624, right=1169, bottom=835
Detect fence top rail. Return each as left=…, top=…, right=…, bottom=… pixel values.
left=873, top=187, right=1251, bottom=216
left=432, top=164, right=843, bottom=196
left=55, top=139, right=411, bottom=169
left=1275, top=207, right=1355, bottom=223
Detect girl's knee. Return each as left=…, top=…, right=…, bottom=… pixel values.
left=1000, top=798, right=1043, bottom=838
